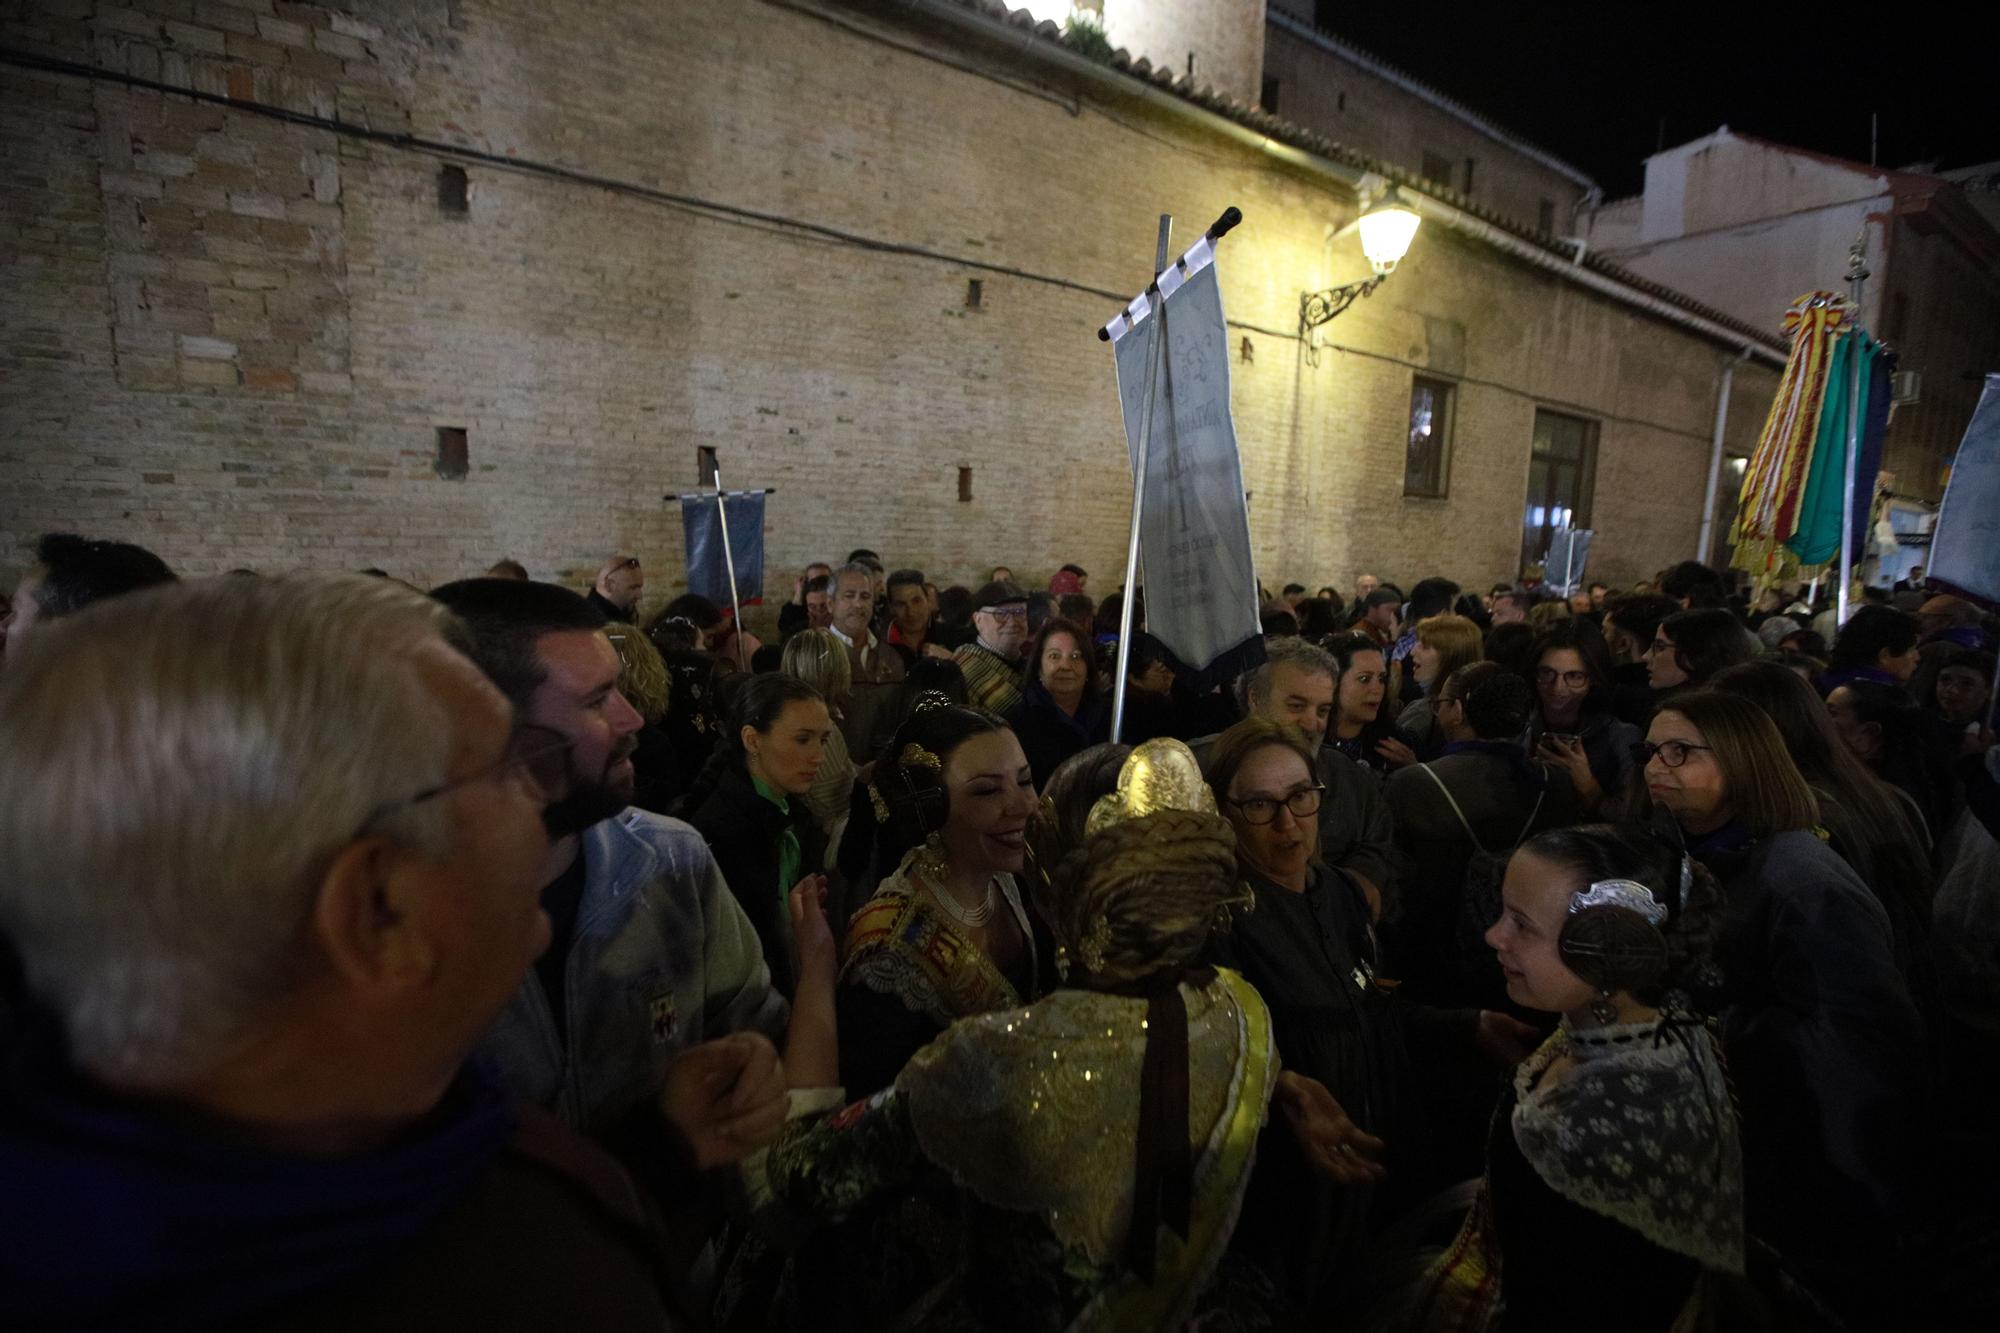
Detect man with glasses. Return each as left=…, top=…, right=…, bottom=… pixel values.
left=1187, top=638, right=1396, bottom=918
left=955, top=578, right=1032, bottom=715
left=588, top=553, right=645, bottom=623
left=430, top=578, right=832, bottom=1169
left=0, top=574, right=790, bottom=1325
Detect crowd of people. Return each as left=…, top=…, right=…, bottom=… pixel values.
left=1, top=534, right=1996, bottom=1331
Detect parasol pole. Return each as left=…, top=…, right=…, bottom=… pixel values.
left=710, top=460, right=749, bottom=671
left=1836, top=234, right=1869, bottom=628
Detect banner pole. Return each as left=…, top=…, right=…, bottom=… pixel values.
left=1836, top=237, right=1869, bottom=628
left=1111, top=215, right=1174, bottom=744
left=711, top=461, right=749, bottom=671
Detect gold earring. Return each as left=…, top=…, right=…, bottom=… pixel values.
left=918, top=831, right=948, bottom=879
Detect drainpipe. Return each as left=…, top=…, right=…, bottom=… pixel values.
left=1696, top=350, right=1752, bottom=562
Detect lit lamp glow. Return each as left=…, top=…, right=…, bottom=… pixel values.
left=1357, top=187, right=1422, bottom=275
left=1299, top=184, right=1424, bottom=340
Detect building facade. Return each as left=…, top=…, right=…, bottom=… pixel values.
left=1581, top=128, right=2000, bottom=502
left=2, top=0, right=1781, bottom=617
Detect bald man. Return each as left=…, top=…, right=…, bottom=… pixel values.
left=589, top=555, right=644, bottom=624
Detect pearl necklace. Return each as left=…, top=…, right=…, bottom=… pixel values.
left=927, top=873, right=999, bottom=929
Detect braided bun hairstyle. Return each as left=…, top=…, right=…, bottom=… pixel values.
left=1028, top=744, right=1244, bottom=990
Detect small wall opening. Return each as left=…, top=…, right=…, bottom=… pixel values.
left=958, top=466, right=973, bottom=502
left=434, top=427, right=468, bottom=479
left=437, top=164, right=469, bottom=215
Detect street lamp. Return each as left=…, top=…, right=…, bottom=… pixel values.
left=1300, top=185, right=1423, bottom=333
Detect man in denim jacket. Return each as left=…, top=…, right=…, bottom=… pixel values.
left=434, top=580, right=791, bottom=1151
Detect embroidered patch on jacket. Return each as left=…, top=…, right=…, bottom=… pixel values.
left=649, top=990, right=678, bottom=1045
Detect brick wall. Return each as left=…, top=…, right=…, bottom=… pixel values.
left=1, top=0, right=1775, bottom=635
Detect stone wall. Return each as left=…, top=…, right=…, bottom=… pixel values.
left=1, top=0, right=1776, bottom=627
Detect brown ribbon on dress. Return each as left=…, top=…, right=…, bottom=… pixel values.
left=1123, top=964, right=1214, bottom=1281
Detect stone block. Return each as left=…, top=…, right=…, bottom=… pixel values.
left=179, top=355, right=239, bottom=387
left=178, top=334, right=238, bottom=359
left=227, top=191, right=286, bottom=219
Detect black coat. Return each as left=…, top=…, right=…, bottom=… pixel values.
left=683, top=760, right=826, bottom=1000
left=1693, top=826, right=1925, bottom=1314
left=1009, top=683, right=1110, bottom=791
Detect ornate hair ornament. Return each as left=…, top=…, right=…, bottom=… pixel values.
left=1084, top=738, right=1217, bottom=837
left=1569, top=878, right=1668, bottom=926
left=909, top=690, right=955, bottom=717
left=1077, top=914, right=1113, bottom=974
left=898, top=741, right=942, bottom=772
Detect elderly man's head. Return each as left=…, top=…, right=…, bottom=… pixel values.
left=593, top=554, right=644, bottom=614
left=0, top=575, right=555, bottom=1103
left=972, top=580, right=1030, bottom=659
left=829, top=563, right=876, bottom=639
left=1241, top=638, right=1339, bottom=748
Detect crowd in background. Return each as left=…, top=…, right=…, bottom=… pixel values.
left=2, top=532, right=1996, bottom=1331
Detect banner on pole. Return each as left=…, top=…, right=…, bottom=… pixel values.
left=1929, top=373, right=2000, bottom=610
left=679, top=491, right=765, bottom=607
left=1107, top=236, right=1263, bottom=689
left=1544, top=529, right=1594, bottom=596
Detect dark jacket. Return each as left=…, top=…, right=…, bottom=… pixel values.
left=1383, top=744, right=1577, bottom=1008
left=1206, top=867, right=1475, bottom=1312
left=684, top=758, right=827, bottom=1000
left=586, top=588, right=635, bottom=624
left=1692, top=826, right=1925, bottom=1315
left=0, top=1022, right=691, bottom=1333
left=1009, top=682, right=1111, bottom=790
left=1523, top=707, right=1640, bottom=809
left=1608, top=660, right=1655, bottom=729
left=1187, top=734, right=1397, bottom=906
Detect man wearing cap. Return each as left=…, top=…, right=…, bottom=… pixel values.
left=955, top=579, right=1032, bottom=715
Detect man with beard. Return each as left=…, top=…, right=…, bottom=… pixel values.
left=430, top=581, right=827, bottom=1169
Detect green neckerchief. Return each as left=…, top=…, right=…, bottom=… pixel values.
left=752, top=772, right=801, bottom=899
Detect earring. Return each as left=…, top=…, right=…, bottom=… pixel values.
left=1053, top=942, right=1071, bottom=982
left=917, top=831, right=948, bottom=879
left=1590, top=990, right=1620, bottom=1026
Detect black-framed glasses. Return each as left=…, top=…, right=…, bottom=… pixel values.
left=1227, top=784, right=1325, bottom=825
left=1632, top=739, right=1712, bottom=769
left=1535, top=668, right=1591, bottom=689
left=359, top=725, right=573, bottom=832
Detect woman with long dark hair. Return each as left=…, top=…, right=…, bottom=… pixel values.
left=682, top=674, right=833, bottom=999
left=1321, top=630, right=1414, bottom=778
left=1636, top=690, right=1924, bottom=1319
left=1711, top=661, right=1936, bottom=989
left=1642, top=608, right=1754, bottom=712
left=1827, top=678, right=1962, bottom=857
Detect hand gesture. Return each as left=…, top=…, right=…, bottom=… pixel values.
left=1534, top=735, right=1602, bottom=807
left=1373, top=737, right=1418, bottom=769
left=1273, top=1071, right=1387, bottom=1186
left=789, top=874, right=836, bottom=985
left=1474, top=1010, right=1540, bottom=1068
left=657, top=1032, right=790, bottom=1170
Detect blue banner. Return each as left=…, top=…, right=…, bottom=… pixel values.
left=1930, top=374, right=2000, bottom=610
left=679, top=491, right=765, bottom=607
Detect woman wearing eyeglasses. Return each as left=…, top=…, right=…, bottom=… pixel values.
left=1638, top=691, right=1925, bottom=1321
left=1202, top=716, right=1537, bottom=1315
left=1525, top=621, right=1640, bottom=816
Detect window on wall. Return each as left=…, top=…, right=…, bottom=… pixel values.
left=1520, top=410, right=1598, bottom=576
left=1538, top=198, right=1556, bottom=234
left=1421, top=151, right=1452, bottom=187
left=1404, top=377, right=1454, bottom=497
left=1462, top=157, right=1477, bottom=193
left=1260, top=76, right=1280, bottom=113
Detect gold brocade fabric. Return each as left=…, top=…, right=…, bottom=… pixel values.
left=897, top=968, right=1272, bottom=1273
left=839, top=850, right=1036, bottom=1028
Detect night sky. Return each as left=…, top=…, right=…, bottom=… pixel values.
left=1314, top=3, right=1994, bottom=196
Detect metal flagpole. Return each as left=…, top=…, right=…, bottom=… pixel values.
left=1836, top=236, right=1870, bottom=629
left=710, top=461, right=749, bottom=671
left=1111, top=215, right=1174, bottom=744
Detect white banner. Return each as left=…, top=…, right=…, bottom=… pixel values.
left=1930, top=373, right=2000, bottom=609
left=1109, top=238, right=1263, bottom=686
